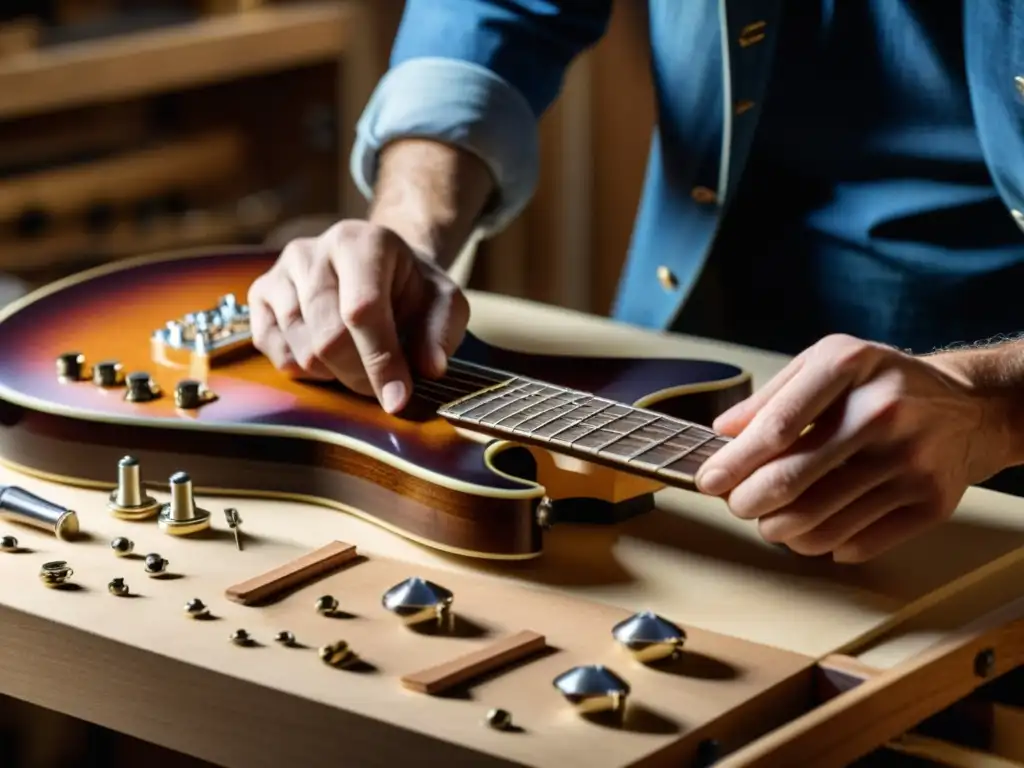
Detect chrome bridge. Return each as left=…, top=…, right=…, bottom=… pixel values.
left=151, top=294, right=253, bottom=369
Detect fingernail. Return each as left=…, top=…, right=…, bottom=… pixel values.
left=696, top=468, right=729, bottom=495
left=381, top=380, right=407, bottom=413
left=432, top=346, right=448, bottom=377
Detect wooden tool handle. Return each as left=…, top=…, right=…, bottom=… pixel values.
left=224, top=540, right=358, bottom=606
left=401, top=630, right=547, bottom=695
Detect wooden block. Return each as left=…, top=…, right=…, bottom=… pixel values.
left=225, top=540, right=358, bottom=605
left=401, top=630, right=547, bottom=695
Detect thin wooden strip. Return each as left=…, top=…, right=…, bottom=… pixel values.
left=401, top=630, right=547, bottom=695
left=225, top=540, right=358, bottom=605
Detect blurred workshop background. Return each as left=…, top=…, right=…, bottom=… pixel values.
left=0, top=0, right=650, bottom=316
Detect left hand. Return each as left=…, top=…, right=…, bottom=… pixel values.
left=693, top=334, right=1007, bottom=562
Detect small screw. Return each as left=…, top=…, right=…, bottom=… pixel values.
left=319, top=640, right=354, bottom=667
left=275, top=630, right=296, bottom=646
left=0, top=535, right=18, bottom=552
left=695, top=738, right=720, bottom=767
left=144, top=553, right=168, bottom=576
left=111, top=537, right=134, bottom=557
left=185, top=598, right=209, bottom=619
left=485, top=708, right=513, bottom=730
left=107, top=577, right=129, bottom=597
left=315, top=594, right=339, bottom=615
left=974, top=648, right=996, bottom=678
left=230, top=629, right=252, bottom=646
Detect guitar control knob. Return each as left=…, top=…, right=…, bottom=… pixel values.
left=107, top=456, right=160, bottom=520
left=92, top=360, right=123, bottom=387
left=174, top=379, right=216, bottom=409
left=157, top=471, right=210, bottom=536
left=124, top=371, right=161, bottom=402
left=56, top=352, right=85, bottom=381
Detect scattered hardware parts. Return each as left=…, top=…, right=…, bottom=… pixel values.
left=39, top=559, right=73, bottom=587
left=108, top=577, right=129, bottom=597
left=144, top=553, right=169, bottom=576
left=382, top=577, right=453, bottom=628
left=185, top=598, right=209, bottom=619
left=110, top=536, right=134, bottom=557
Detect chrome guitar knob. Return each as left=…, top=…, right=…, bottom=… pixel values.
left=381, top=577, right=453, bottom=627
left=552, top=665, right=630, bottom=717
left=611, top=611, right=687, bottom=663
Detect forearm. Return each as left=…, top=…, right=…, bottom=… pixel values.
left=927, top=339, right=1024, bottom=468
left=369, top=139, right=495, bottom=269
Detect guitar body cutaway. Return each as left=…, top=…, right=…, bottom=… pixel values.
left=0, top=247, right=752, bottom=559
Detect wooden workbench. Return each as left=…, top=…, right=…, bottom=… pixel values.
left=0, top=287, right=1022, bottom=767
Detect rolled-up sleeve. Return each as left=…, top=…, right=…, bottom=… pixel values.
left=350, top=0, right=612, bottom=235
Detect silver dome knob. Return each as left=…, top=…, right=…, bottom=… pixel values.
left=611, top=610, right=687, bottom=663
left=381, top=577, right=453, bottom=626
left=552, top=664, right=630, bottom=716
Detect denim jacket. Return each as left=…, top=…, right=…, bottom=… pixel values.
left=352, top=0, right=1024, bottom=337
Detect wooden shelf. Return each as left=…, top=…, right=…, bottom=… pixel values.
left=0, top=2, right=355, bottom=120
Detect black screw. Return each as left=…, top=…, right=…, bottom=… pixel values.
left=695, top=738, right=720, bottom=767
left=974, top=648, right=996, bottom=678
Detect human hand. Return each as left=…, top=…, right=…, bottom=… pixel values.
left=693, top=334, right=1007, bottom=562
left=247, top=220, right=470, bottom=413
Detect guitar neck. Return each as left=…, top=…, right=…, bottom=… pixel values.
left=436, top=376, right=730, bottom=490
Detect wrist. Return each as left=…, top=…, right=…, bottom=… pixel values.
left=369, top=138, right=494, bottom=268
left=924, top=344, right=1024, bottom=470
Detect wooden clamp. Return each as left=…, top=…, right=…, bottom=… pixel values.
left=719, top=595, right=1024, bottom=768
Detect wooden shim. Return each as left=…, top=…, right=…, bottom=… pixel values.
left=401, top=630, right=547, bottom=695
left=225, top=540, right=358, bottom=606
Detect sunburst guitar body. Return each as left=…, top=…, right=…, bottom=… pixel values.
left=0, top=247, right=751, bottom=559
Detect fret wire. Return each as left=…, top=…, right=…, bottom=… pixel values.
left=458, top=381, right=532, bottom=420
left=517, top=399, right=599, bottom=435
left=541, top=401, right=615, bottom=439
left=655, top=433, right=718, bottom=468
left=490, top=389, right=572, bottom=427
left=497, top=392, right=588, bottom=429
left=623, top=424, right=692, bottom=461
left=591, top=415, right=661, bottom=452
left=565, top=411, right=632, bottom=446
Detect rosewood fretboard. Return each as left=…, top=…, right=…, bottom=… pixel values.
left=436, top=377, right=730, bottom=489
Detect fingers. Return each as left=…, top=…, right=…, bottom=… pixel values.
left=755, top=451, right=902, bottom=542
left=249, top=296, right=300, bottom=373
left=412, top=283, right=471, bottom=379
left=726, top=375, right=904, bottom=519
left=712, top=354, right=806, bottom=436
left=697, top=335, right=889, bottom=497
left=334, top=232, right=413, bottom=414
left=831, top=502, right=939, bottom=563
left=697, top=358, right=859, bottom=496
left=775, top=476, right=921, bottom=557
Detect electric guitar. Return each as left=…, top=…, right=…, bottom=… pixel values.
left=0, top=246, right=751, bottom=559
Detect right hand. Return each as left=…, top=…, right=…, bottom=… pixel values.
left=247, top=219, right=471, bottom=414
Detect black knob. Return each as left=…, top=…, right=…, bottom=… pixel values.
left=93, top=360, right=122, bottom=387
left=55, top=352, right=85, bottom=380
left=174, top=379, right=202, bottom=409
